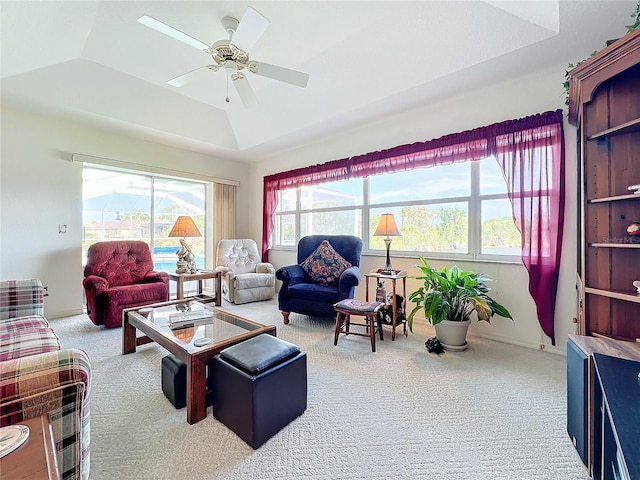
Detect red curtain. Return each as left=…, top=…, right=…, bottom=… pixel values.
left=263, top=110, right=564, bottom=344
left=493, top=115, right=565, bottom=345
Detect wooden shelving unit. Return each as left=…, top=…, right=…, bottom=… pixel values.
left=568, top=29, right=640, bottom=343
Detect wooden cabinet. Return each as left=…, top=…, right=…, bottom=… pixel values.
left=568, top=30, right=640, bottom=341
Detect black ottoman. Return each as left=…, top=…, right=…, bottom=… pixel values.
left=161, top=354, right=214, bottom=409
left=161, top=354, right=186, bottom=409
left=212, top=334, right=307, bottom=449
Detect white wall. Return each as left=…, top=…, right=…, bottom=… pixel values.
left=0, top=107, right=252, bottom=318
left=250, top=64, right=580, bottom=354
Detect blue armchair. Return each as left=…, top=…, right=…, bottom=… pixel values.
left=276, top=235, right=363, bottom=324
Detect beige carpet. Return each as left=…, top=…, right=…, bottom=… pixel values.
left=51, top=299, right=589, bottom=480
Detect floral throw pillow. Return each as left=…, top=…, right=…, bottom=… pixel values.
left=300, top=240, right=352, bottom=286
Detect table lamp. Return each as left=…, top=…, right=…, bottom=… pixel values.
left=168, top=216, right=201, bottom=274
left=373, top=213, right=401, bottom=275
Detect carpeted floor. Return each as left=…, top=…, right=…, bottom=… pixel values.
left=51, top=298, right=589, bottom=480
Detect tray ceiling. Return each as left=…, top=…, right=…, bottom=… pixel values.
left=1, top=1, right=636, bottom=161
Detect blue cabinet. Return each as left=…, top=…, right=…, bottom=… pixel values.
left=567, top=335, right=640, bottom=478
left=593, top=354, right=640, bottom=480
left=567, top=339, right=589, bottom=465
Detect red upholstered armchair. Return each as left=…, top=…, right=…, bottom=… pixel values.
left=83, top=241, right=169, bottom=328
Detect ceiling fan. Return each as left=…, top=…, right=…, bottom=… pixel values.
left=138, top=7, right=309, bottom=108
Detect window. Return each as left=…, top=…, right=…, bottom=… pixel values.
left=82, top=167, right=208, bottom=271
left=272, top=157, right=520, bottom=261
left=265, top=109, right=565, bottom=344
left=369, top=162, right=472, bottom=255
left=478, top=157, right=521, bottom=256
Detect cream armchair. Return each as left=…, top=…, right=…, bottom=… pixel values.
left=215, top=239, right=276, bottom=305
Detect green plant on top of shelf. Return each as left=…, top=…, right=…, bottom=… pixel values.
left=627, top=1, right=640, bottom=32
left=563, top=1, right=640, bottom=106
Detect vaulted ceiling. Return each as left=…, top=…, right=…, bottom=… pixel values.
left=1, top=1, right=636, bottom=162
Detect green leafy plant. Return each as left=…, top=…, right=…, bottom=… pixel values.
left=626, top=1, right=640, bottom=32
left=563, top=54, right=596, bottom=106
left=407, top=256, right=513, bottom=332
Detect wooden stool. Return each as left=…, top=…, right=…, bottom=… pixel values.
left=333, top=299, right=384, bottom=352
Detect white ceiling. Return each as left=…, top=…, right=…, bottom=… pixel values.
left=1, top=1, right=636, bottom=162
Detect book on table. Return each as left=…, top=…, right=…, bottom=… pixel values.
left=168, top=309, right=214, bottom=327
left=142, top=301, right=214, bottom=328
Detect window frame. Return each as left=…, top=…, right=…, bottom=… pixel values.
left=272, top=159, right=521, bottom=263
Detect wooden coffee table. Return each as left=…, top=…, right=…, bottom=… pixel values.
left=123, top=299, right=276, bottom=424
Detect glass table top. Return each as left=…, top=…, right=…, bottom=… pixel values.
left=129, top=300, right=263, bottom=350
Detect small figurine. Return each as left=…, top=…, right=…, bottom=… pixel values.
left=175, top=260, right=188, bottom=274
left=627, top=221, right=640, bottom=236
left=176, top=239, right=198, bottom=273
left=375, top=280, right=387, bottom=303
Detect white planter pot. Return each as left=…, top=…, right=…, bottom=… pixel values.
left=434, top=318, right=471, bottom=351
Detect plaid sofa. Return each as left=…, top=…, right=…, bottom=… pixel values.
left=0, top=279, right=91, bottom=480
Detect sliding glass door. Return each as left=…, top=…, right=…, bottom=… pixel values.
left=82, top=167, right=208, bottom=272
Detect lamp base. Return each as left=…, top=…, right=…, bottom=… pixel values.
left=380, top=238, right=396, bottom=276
left=176, top=238, right=197, bottom=274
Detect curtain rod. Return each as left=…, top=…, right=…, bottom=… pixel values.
left=71, top=153, right=240, bottom=186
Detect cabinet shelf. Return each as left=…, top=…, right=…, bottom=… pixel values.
left=587, top=117, right=640, bottom=141
left=589, top=243, right=640, bottom=249
left=589, top=193, right=640, bottom=203
left=584, top=287, right=640, bottom=304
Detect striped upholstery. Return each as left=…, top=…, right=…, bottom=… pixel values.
left=0, top=280, right=91, bottom=480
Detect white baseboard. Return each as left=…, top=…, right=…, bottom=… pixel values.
left=467, top=331, right=566, bottom=356
left=47, top=309, right=84, bottom=319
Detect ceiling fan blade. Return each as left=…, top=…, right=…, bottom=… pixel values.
left=232, top=74, right=258, bottom=108
left=167, top=66, right=216, bottom=87
left=231, top=7, right=270, bottom=53
left=251, top=61, right=309, bottom=88
left=138, top=15, right=210, bottom=52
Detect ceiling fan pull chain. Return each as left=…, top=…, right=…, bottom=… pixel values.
left=226, top=73, right=230, bottom=103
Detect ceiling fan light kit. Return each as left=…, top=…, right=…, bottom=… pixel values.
left=138, top=6, right=309, bottom=108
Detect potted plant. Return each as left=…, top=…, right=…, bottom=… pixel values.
left=407, top=256, right=513, bottom=351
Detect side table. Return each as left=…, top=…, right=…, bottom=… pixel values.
left=168, top=271, right=222, bottom=306
left=364, top=269, right=408, bottom=341
left=0, top=414, right=61, bottom=480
